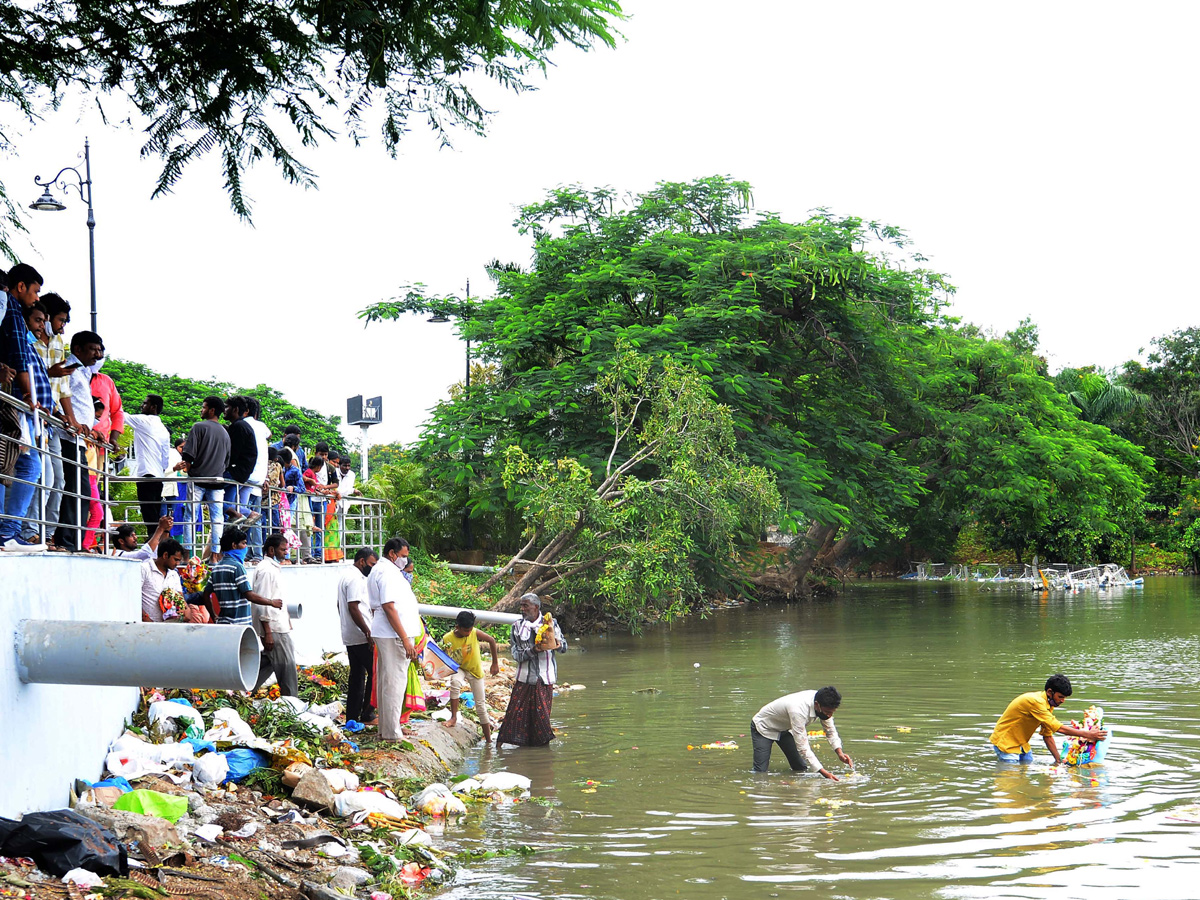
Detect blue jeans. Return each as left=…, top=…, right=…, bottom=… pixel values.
left=223, top=480, right=252, bottom=517
left=246, top=489, right=263, bottom=557
left=309, top=500, right=324, bottom=556
left=197, top=486, right=225, bottom=553
left=0, top=447, right=42, bottom=540
left=992, top=745, right=1034, bottom=763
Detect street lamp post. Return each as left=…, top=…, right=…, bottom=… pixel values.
left=30, top=138, right=98, bottom=332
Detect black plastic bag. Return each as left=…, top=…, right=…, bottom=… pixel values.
left=0, top=809, right=128, bottom=877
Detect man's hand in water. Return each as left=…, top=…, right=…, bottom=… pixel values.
left=1083, top=728, right=1109, bottom=742
left=819, top=768, right=840, bottom=781
left=835, top=748, right=854, bottom=769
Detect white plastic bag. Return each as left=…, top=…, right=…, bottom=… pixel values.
left=411, top=784, right=467, bottom=817
left=204, top=708, right=256, bottom=743
left=309, top=700, right=344, bottom=719
left=192, top=753, right=230, bottom=787
left=333, top=791, right=407, bottom=819
left=478, top=772, right=532, bottom=792
left=451, top=778, right=483, bottom=794
left=148, top=701, right=205, bottom=735
left=322, top=769, right=360, bottom=793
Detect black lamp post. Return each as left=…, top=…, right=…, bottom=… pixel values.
left=30, top=138, right=98, bottom=332
left=429, top=280, right=473, bottom=549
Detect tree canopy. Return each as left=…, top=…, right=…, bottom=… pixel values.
left=0, top=0, right=623, bottom=240
left=363, top=176, right=1154, bottom=602
left=107, top=358, right=345, bottom=452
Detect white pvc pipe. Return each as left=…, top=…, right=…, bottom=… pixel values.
left=287, top=602, right=303, bottom=620
left=417, top=604, right=521, bottom=626
left=446, top=563, right=499, bottom=574
left=16, top=620, right=260, bottom=691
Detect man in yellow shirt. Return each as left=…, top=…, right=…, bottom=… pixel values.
left=990, top=674, right=1108, bottom=763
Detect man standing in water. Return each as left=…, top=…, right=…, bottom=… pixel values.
left=990, top=674, right=1108, bottom=763
left=497, top=592, right=566, bottom=747
left=751, top=686, right=853, bottom=780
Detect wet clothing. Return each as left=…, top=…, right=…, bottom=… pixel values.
left=751, top=690, right=842, bottom=773
left=990, top=691, right=1062, bottom=754
left=497, top=681, right=555, bottom=747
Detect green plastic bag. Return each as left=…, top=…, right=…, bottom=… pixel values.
left=112, top=789, right=188, bottom=824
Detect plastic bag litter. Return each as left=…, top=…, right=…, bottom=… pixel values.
left=191, top=824, right=223, bottom=842
left=299, top=712, right=338, bottom=732
left=192, top=753, right=230, bottom=788
left=224, top=749, right=272, bottom=783
left=411, top=784, right=467, bottom=817
left=309, top=700, right=344, bottom=719
left=333, top=791, right=407, bottom=819
left=105, top=750, right=167, bottom=781
left=155, top=743, right=196, bottom=768
left=395, top=829, right=432, bottom=847
left=477, top=772, right=532, bottom=792
left=0, top=809, right=128, bottom=877
left=148, top=700, right=205, bottom=736
left=112, top=789, right=188, bottom=824
left=322, top=769, right=360, bottom=793
left=63, top=867, right=105, bottom=888
left=451, top=778, right=483, bottom=794
left=204, top=708, right=256, bottom=744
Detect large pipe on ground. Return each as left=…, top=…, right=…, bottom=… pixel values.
left=445, top=563, right=500, bottom=574
left=417, top=604, right=520, bottom=627
left=15, top=621, right=260, bottom=691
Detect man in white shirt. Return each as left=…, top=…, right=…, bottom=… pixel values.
left=52, top=332, right=104, bottom=552
left=338, top=547, right=378, bottom=724
left=244, top=398, right=271, bottom=560
left=252, top=533, right=299, bottom=696
left=140, top=538, right=185, bottom=622
left=751, top=687, right=854, bottom=780
left=368, top=537, right=420, bottom=740
left=125, top=394, right=172, bottom=527
left=112, top=516, right=173, bottom=560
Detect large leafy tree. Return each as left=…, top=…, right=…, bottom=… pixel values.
left=0, top=0, right=623, bottom=233
left=107, top=358, right=345, bottom=452
left=363, top=177, right=1151, bottom=597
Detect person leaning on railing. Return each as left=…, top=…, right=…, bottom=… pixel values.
left=0, top=263, right=54, bottom=552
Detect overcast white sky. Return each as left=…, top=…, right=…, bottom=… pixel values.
left=3, top=1, right=1196, bottom=447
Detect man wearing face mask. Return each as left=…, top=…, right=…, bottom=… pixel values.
left=989, top=674, right=1108, bottom=764
left=87, top=344, right=124, bottom=445
left=751, top=686, right=853, bottom=780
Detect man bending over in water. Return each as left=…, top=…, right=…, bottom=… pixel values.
left=751, top=686, right=854, bottom=781
left=990, top=674, right=1108, bottom=763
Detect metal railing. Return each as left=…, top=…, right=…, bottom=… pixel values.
left=1, top=389, right=386, bottom=561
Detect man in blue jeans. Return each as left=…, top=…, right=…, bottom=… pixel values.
left=989, top=674, right=1109, bottom=763
left=176, top=396, right=231, bottom=559
left=0, top=263, right=52, bottom=551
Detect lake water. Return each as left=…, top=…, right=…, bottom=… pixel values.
left=432, top=579, right=1200, bottom=899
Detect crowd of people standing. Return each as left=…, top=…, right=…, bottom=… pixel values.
left=1, top=262, right=359, bottom=560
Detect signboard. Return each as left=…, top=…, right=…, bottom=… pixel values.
left=346, top=395, right=383, bottom=426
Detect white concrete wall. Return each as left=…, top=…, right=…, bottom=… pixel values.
left=0, top=557, right=387, bottom=818
left=280, top=562, right=353, bottom=665
left=0, top=555, right=141, bottom=818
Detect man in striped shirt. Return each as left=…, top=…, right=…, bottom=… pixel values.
left=210, top=526, right=280, bottom=625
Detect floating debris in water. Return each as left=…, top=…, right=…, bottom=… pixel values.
left=896, top=726, right=912, bottom=733
left=815, top=797, right=851, bottom=808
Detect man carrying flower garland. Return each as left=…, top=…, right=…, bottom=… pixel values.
left=496, top=592, right=566, bottom=747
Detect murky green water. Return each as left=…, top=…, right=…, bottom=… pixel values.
left=433, top=579, right=1200, bottom=898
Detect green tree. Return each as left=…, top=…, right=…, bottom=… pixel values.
left=1054, top=367, right=1146, bottom=429
left=363, top=177, right=1151, bottom=599
left=107, top=358, right=345, bottom=452
left=473, top=351, right=780, bottom=624
left=0, top=0, right=623, bottom=227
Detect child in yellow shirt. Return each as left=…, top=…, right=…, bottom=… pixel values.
left=440, top=610, right=501, bottom=742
